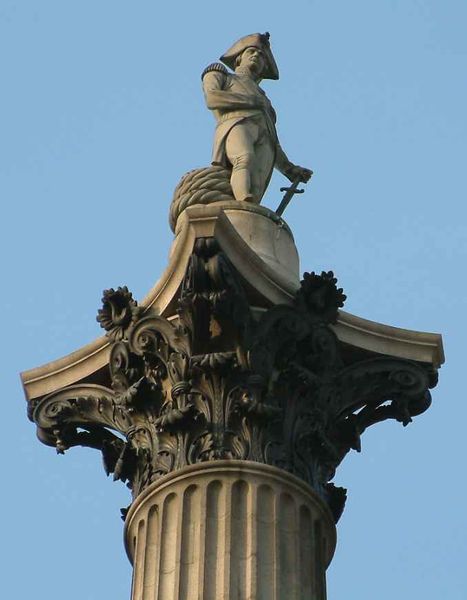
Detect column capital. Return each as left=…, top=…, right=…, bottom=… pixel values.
left=25, top=205, right=442, bottom=522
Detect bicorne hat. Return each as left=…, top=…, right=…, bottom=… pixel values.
left=220, top=32, right=279, bottom=80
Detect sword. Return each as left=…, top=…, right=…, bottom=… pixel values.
left=275, top=177, right=306, bottom=217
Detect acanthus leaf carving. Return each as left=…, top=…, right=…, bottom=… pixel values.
left=29, top=239, right=437, bottom=521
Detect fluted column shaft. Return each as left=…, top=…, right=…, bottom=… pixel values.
left=125, top=461, right=336, bottom=600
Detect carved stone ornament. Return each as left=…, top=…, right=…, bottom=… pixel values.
left=170, top=166, right=234, bottom=232
left=29, top=238, right=437, bottom=523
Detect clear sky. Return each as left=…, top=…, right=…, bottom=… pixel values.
left=2, top=1, right=466, bottom=598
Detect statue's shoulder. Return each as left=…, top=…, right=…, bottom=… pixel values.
left=201, top=62, right=228, bottom=80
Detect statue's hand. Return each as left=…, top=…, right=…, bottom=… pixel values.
left=285, top=164, right=313, bottom=183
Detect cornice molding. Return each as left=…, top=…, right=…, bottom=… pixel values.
left=21, top=202, right=443, bottom=404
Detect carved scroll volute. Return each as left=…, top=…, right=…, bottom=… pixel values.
left=32, top=384, right=133, bottom=454
left=336, top=358, right=434, bottom=431
left=126, top=314, right=192, bottom=404
left=109, top=341, right=145, bottom=394
left=128, top=315, right=189, bottom=372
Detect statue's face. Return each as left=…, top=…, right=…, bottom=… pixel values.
left=238, top=46, right=266, bottom=77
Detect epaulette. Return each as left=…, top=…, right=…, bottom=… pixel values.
left=201, top=62, right=228, bottom=80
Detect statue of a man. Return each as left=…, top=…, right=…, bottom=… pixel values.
left=202, top=32, right=312, bottom=204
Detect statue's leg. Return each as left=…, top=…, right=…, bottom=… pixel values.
left=251, top=131, right=276, bottom=203
left=225, top=122, right=259, bottom=202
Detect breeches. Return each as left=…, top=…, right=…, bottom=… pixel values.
left=224, top=119, right=275, bottom=202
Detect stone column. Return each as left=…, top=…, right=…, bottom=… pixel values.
left=125, top=461, right=335, bottom=600
left=22, top=203, right=443, bottom=599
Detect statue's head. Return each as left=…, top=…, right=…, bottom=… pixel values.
left=220, top=32, right=279, bottom=80
left=235, top=46, right=266, bottom=79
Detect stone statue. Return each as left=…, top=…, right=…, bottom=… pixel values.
left=169, top=32, right=314, bottom=231
left=202, top=32, right=312, bottom=204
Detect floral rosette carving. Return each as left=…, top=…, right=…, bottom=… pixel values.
left=297, top=271, right=346, bottom=324
left=96, top=286, right=142, bottom=340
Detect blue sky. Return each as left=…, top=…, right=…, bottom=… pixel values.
left=2, top=1, right=467, bottom=598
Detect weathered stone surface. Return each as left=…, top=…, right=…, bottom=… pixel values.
left=170, top=166, right=234, bottom=232
left=21, top=203, right=443, bottom=404
left=25, top=206, right=439, bottom=523
left=21, top=200, right=443, bottom=600
left=203, top=33, right=312, bottom=204
left=125, top=461, right=336, bottom=600
left=20, top=29, right=445, bottom=600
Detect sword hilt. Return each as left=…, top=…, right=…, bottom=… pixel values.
left=279, top=185, right=304, bottom=194
left=275, top=177, right=307, bottom=217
